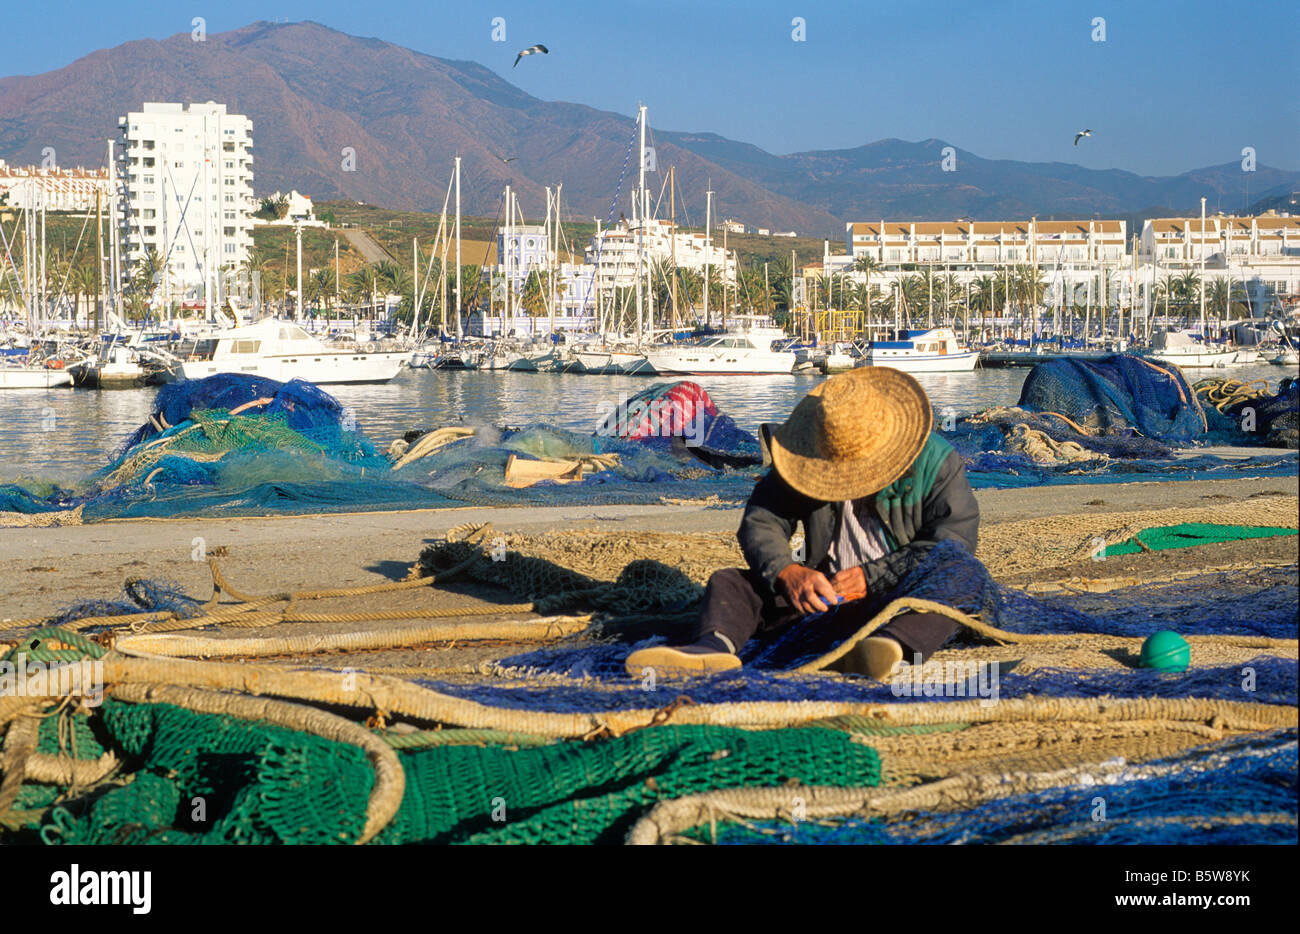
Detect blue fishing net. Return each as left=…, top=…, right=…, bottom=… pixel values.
left=1017, top=355, right=1207, bottom=440
left=411, top=656, right=1296, bottom=713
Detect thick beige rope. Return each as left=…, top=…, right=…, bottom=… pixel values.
left=111, top=614, right=592, bottom=659
left=795, top=595, right=1298, bottom=673
left=625, top=747, right=1260, bottom=844
left=86, top=655, right=1298, bottom=739
left=111, top=683, right=403, bottom=845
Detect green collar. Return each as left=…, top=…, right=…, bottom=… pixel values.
left=874, top=433, right=953, bottom=510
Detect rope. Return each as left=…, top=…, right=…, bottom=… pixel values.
left=624, top=750, right=1224, bottom=844
left=111, top=614, right=589, bottom=659
left=793, top=596, right=1298, bottom=674
left=378, top=728, right=553, bottom=750
left=0, top=710, right=39, bottom=821
left=1193, top=377, right=1272, bottom=413
left=79, top=656, right=1298, bottom=740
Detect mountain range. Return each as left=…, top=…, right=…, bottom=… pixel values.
left=2, top=20, right=1296, bottom=237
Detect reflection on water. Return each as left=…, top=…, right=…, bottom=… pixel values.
left=1, top=363, right=1292, bottom=485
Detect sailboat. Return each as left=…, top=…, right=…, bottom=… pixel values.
left=0, top=196, right=78, bottom=388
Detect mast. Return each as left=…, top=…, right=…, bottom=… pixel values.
left=722, top=223, right=729, bottom=331
left=669, top=166, right=678, bottom=330
left=293, top=223, right=303, bottom=321
left=704, top=187, right=713, bottom=327
left=107, top=140, right=121, bottom=325
left=334, top=238, right=340, bottom=319
left=635, top=104, right=646, bottom=344
left=39, top=181, right=46, bottom=328
left=1199, top=197, right=1207, bottom=338
left=504, top=183, right=512, bottom=334
left=546, top=185, right=555, bottom=336
left=95, top=188, right=104, bottom=335
left=454, top=155, right=462, bottom=341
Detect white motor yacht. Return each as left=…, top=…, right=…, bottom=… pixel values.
left=644, top=315, right=796, bottom=376
left=179, top=318, right=406, bottom=384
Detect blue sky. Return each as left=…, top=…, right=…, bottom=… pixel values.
left=9, top=0, right=1299, bottom=175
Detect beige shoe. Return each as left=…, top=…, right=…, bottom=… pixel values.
left=625, top=645, right=743, bottom=678
left=833, top=636, right=905, bottom=680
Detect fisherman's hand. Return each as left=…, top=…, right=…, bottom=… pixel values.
left=777, top=564, right=839, bottom=616
left=829, top=566, right=867, bottom=601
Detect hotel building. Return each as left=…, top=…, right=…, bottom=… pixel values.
left=117, top=102, right=255, bottom=301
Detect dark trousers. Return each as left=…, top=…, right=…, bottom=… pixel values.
left=694, top=567, right=960, bottom=663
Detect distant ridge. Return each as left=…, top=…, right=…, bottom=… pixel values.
left=2, top=20, right=1297, bottom=236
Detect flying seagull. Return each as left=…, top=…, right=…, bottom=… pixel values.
left=514, top=44, right=549, bottom=68
left=1074, top=129, right=1092, bottom=147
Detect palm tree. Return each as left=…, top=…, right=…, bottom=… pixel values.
left=309, top=268, right=336, bottom=317
left=1171, top=272, right=1201, bottom=327
left=898, top=274, right=925, bottom=328
left=70, top=260, right=98, bottom=330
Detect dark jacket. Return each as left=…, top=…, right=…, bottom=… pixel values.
left=738, top=433, right=979, bottom=597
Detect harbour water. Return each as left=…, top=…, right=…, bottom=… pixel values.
left=1, top=362, right=1292, bottom=484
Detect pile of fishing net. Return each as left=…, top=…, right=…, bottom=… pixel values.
left=1195, top=376, right=1299, bottom=449
left=944, top=356, right=1298, bottom=486
left=1, top=376, right=765, bottom=523
left=389, top=380, right=762, bottom=507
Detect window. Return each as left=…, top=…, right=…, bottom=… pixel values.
left=224, top=227, right=235, bottom=236
left=224, top=244, right=236, bottom=254
left=230, top=340, right=261, bottom=354
left=173, top=161, right=184, bottom=168
left=224, top=211, right=235, bottom=220
left=224, top=160, right=234, bottom=169
left=142, top=175, right=154, bottom=184
left=224, top=194, right=234, bottom=203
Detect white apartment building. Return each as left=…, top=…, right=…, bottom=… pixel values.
left=584, top=217, right=736, bottom=291
left=0, top=161, right=112, bottom=211
left=1137, top=214, right=1300, bottom=311
left=117, top=102, right=255, bottom=301
left=845, top=219, right=1128, bottom=268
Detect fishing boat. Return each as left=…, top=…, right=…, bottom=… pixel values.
left=0, top=361, right=74, bottom=389
left=71, top=343, right=147, bottom=388
left=857, top=327, right=979, bottom=373
left=1145, top=330, right=1239, bottom=368
left=179, top=318, right=406, bottom=384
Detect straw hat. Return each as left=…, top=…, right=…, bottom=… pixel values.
left=769, top=367, right=932, bottom=501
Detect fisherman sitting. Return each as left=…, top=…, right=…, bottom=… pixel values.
left=626, top=367, right=979, bottom=680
